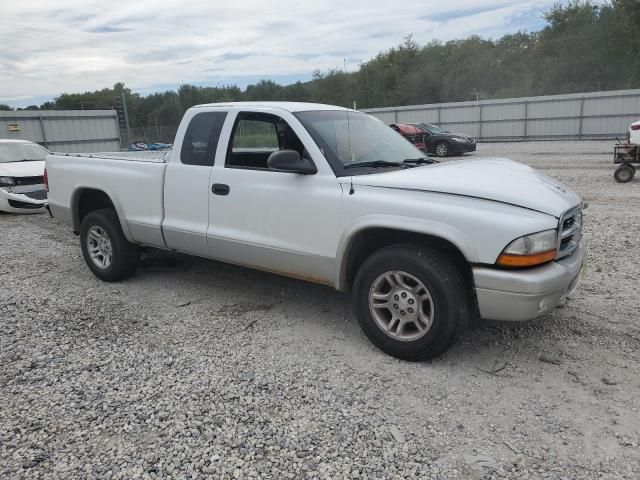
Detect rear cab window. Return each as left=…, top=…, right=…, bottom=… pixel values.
left=180, top=112, right=228, bottom=166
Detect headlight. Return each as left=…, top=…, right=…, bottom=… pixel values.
left=451, top=137, right=466, bottom=143
left=496, top=229, right=557, bottom=267
left=0, top=176, right=16, bottom=187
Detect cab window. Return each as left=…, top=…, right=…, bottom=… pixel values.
left=180, top=112, right=227, bottom=166
left=226, top=112, right=306, bottom=170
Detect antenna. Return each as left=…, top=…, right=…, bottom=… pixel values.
left=347, top=109, right=354, bottom=195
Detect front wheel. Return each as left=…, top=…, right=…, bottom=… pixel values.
left=353, top=244, right=469, bottom=361
left=434, top=142, right=450, bottom=157
left=80, top=209, right=140, bottom=282
left=614, top=164, right=635, bottom=183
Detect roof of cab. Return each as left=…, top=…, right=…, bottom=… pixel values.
left=191, top=101, right=353, bottom=113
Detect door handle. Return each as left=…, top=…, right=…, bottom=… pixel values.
left=212, top=183, right=230, bottom=195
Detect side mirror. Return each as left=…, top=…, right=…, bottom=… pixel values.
left=267, top=149, right=317, bottom=175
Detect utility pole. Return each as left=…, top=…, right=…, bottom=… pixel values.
left=121, top=93, right=131, bottom=146
left=154, top=111, right=160, bottom=142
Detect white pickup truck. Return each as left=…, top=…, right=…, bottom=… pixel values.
left=46, top=102, right=584, bottom=360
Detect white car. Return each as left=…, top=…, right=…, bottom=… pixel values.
left=46, top=102, right=585, bottom=360
left=0, top=139, right=49, bottom=213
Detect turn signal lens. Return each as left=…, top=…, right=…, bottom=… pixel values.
left=496, top=229, right=557, bottom=268
left=497, top=249, right=556, bottom=267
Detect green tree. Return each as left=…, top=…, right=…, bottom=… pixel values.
left=245, top=80, right=285, bottom=101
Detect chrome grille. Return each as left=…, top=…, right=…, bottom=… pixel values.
left=557, top=205, right=583, bottom=259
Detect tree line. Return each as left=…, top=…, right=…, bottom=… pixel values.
left=2, top=0, right=639, bottom=128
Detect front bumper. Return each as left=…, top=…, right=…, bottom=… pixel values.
left=473, top=243, right=585, bottom=321
left=0, top=186, right=48, bottom=213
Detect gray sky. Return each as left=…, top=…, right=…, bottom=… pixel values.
left=1, top=0, right=560, bottom=107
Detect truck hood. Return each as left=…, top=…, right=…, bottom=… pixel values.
left=0, top=160, right=45, bottom=178
left=352, top=158, right=581, bottom=217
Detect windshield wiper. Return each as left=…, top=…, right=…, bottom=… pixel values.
left=343, top=160, right=407, bottom=169
left=402, top=157, right=438, bottom=165
left=17, top=158, right=44, bottom=162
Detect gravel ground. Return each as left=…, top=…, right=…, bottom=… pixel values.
left=1, top=141, right=639, bottom=479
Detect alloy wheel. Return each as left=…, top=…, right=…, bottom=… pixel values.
left=436, top=144, right=448, bottom=157
left=86, top=226, right=113, bottom=269
left=368, top=270, right=435, bottom=342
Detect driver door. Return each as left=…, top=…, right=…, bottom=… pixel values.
left=206, top=110, right=342, bottom=284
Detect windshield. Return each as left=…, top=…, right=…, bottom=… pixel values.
left=294, top=110, right=429, bottom=174
left=0, top=142, right=49, bottom=163
left=420, top=123, right=449, bottom=134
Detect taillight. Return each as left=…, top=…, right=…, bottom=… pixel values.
left=631, top=124, right=640, bottom=131
left=43, top=168, right=49, bottom=192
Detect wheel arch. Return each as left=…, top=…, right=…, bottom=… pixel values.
left=335, top=219, right=477, bottom=293
left=71, top=187, right=133, bottom=241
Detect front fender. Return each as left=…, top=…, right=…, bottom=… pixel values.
left=334, top=214, right=477, bottom=291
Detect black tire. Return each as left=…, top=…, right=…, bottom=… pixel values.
left=434, top=141, right=450, bottom=157
left=614, top=164, right=635, bottom=183
left=80, top=208, right=140, bottom=282
left=353, top=244, right=469, bottom=361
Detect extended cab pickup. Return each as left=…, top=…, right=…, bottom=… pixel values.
left=46, top=102, right=585, bottom=360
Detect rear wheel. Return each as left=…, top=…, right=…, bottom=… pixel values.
left=353, top=244, right=469, bottom=361
left=434, top=142, right=450, bottom=157
left=614, top=164, right=635, bottom=183
left=80, top=209, right=140, bottom=281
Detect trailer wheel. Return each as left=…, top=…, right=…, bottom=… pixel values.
left=614, top=165, right=635, bottom=183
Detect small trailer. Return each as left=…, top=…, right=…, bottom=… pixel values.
left=613, top=120, right=640, bottom=183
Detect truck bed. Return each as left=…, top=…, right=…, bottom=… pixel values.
left=46, top=152, right=168, bottom=248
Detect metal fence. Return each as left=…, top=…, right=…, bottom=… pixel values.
left=362, top=89, right=640, bottom=142
left=0, top=110, right=121, bottom=153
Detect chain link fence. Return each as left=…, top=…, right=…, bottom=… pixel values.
left=121, top=125, right=178, bottom=148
